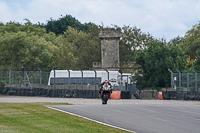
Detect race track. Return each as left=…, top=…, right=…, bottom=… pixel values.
left=48, top=104, right=200, bottom=133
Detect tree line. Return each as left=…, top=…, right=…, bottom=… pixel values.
left=0, top=16, right=100, bottom=70
left=0, top=14, right=200, bottom=89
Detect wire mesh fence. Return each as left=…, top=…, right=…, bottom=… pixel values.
left=3, top=68, right=200, bottom=99
left=0, top=68, right=131, bottom=91
left=169, top=69, right=200, bottom=92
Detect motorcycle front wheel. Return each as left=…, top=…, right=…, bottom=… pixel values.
left=102, top=94, right=108, bottom=104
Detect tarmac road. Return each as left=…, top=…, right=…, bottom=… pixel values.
left=48, top=104, right=200, bottom=133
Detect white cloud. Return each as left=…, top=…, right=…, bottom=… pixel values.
left=0, top=1, right=14, bottom=23
left=0, top=0, right=200, bottom=41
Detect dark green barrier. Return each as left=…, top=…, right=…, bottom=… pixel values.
left=162, top=91, right=200, bottom=100
left=1, top=87, right=100, bottom=98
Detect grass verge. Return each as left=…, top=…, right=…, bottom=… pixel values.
left=0, top=102, right=129, bottom=133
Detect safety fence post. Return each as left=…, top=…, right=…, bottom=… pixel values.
left=106, top=69, right=109, bottom=80
left=93, top=69, right=97, bottom=91
left=51, top=68, right=56, bottom=89
left=7, top=67, right=11, bottom=88
left=66, top=68, right=70, bottom=90
left=184, top=70, right=189, bottom=91
left=38, top=68, right=42, bottom=88
left=79, top=69, right=83, bottom=90
left=21, top=66, right=26, bottom=87
left=168, top=69, right=174, bottom=91
left=176, top=69, right=181, bottom=91
left=192, top=70, right=197, bottom=91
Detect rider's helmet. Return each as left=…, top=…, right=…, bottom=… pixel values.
left=105, top=79, right=108, bottom=83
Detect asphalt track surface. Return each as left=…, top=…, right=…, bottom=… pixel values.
left=48, top=103, right=200, bottom=133
left=1, top=96, right=200, bottom=133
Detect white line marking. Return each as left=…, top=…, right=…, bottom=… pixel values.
left=46, top=106, right=135, bottom=133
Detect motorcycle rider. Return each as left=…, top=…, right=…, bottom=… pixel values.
left=99, top=79, right=112, bottom=94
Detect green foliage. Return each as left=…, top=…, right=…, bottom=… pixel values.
left=119, top=26, right=154, bottom=63
left=192, top=49, right=200, bottom=71
left=167, top=36, right=183, bottom=47
left=0, top=21, right=57, bottom=70
left=0, top=80, right=6, bottom=87
left=177, top=22, right=200, bottom=71
left=2, top=14, right=200, bottom=90
left=179, top=22, right=200, bottom=57
left=133, top=41, right=186, bottom=89
left=44, top=15, right=98, bottom=35
left=51, top=27, right=100, bottom=70
left=0, top=17, right=100, bottom=70
left=50, top=33, right=77, bottom=69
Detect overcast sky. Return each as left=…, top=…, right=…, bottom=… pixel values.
left=0, top=0, right=200, bottom=41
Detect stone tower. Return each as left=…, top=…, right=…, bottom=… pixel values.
left=93, top=28, right=121, bottom=70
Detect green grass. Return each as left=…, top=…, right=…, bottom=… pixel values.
left=0, top=102, right=129, bottom=133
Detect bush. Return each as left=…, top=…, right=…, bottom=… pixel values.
left=0, top=80, right=6, bottom=87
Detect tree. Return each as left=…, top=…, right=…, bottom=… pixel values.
left=179, top=22, right=200, bottom=58
left=192, top=49, right=200, bottom=71
left=119, top=26, right=154, bottom=63
left=44, top=15, right=98, bottom=35
left=0, top=32, right=55, bottom=69
left=0, top=19, right=101, bottom=70
left=167, top=36, right=183, bottom=47
left=51, top=27, right=101, bottom=70
left=50, top=35, right=77, bottom=69
left=0, top=20, right=57, bottom=70
left=133, top=41, right=185, bottom=89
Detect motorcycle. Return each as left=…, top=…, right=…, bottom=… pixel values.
left=100, top=83, right=112, bottom=104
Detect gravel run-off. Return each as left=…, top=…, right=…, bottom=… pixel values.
left=1, top=96, right=200, bottom=105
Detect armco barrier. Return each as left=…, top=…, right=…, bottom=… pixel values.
left=121, top=91, right=131, bottom=99
left=1, top=87, right=132, bottom=99
left=2, top=87, right=200, bottom=100
left=1, top=87, right=99, bottom=98
left=162, top=91, right=200, bottom=100
left=110, top=91, right=131, bottom=99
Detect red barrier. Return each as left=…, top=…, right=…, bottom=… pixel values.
left=158, top=91, right=163, bottom=100
left=110, top=91, right=121, bottom=99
